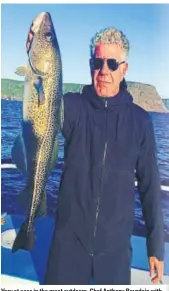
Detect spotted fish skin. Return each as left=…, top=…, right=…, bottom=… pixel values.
left=12, top=12, right=63, bottom=252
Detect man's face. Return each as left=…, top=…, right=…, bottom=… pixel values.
left=91, top=43, right=128, bottom=97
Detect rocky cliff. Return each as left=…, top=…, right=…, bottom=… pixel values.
left=127, top=81, right=168, bottom=113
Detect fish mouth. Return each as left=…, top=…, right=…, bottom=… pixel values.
left=27, top=12, right=52, bottom=76
left=26, top=12, right=52, bottom=53
left=26, top=12, right=47, bottom=54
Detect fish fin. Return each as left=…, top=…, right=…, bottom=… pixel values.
left=12, top=221, right=35, bottom=253
left=11, top=135, right=27, bottom=175
left=15, top=66, right=28, bottom=76
left=38, top=88, right=45, bottom=106
left=18, top=186, right=46, bottom=216
left=33, top=76, right=45, bottom=106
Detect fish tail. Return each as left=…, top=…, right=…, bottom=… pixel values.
left=12, top=221, right=35, bottom=253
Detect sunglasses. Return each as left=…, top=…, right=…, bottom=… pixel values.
left=91, top=58, right=125, bottom=71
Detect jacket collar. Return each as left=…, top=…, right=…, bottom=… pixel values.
left=82, top=79, right=133, bottom=109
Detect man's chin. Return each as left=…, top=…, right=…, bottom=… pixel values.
left=94, top=84, right=120, bottom=97
left=94, top=87, right=112, bottom=97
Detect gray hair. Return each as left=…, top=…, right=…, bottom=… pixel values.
left=90, top=27, right=130, bottom=60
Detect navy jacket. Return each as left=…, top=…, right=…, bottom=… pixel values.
left=57, top=81, right=164, bottom=260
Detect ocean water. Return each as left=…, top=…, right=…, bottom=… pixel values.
left=1, top=99, right=169, bottom=241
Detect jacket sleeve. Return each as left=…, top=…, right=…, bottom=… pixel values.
left=62, top=92, right=80, bottom=140
left=135, top=116, right=164, bottom=261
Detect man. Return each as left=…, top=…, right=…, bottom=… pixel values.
left=44, top=27, right=164, bottom=284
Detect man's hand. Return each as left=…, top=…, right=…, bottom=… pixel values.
left=1, top=217, right=5, bottom=225
left=149, top=256, right=164, bottom=284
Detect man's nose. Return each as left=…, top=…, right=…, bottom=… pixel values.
left=100, top=60, right=109, bottom=75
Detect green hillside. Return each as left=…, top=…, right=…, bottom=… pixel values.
left=1, top=79, right=24, bottom=99
left=1, top=79, right=85, bottom=99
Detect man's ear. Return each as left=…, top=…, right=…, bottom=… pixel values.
left=121, top=62, right=128, bottom=81
left=123, top=62, right=128, bottom=76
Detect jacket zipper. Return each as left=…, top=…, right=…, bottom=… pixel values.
left=91, top=100, right=108, bottom=256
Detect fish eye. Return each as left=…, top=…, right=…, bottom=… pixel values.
left=45, top=32, right=53, bottom=42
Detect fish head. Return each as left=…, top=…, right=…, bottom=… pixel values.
left=28, top=12, right=59, bottom=76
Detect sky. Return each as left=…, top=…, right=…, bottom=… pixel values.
left=1, top=3, right=169, bottom=98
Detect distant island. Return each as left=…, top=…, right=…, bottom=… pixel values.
left=1, top=78, right=169, bottom=113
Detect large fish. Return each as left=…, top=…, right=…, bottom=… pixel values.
left=11, top=12, right=63, bottom=252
